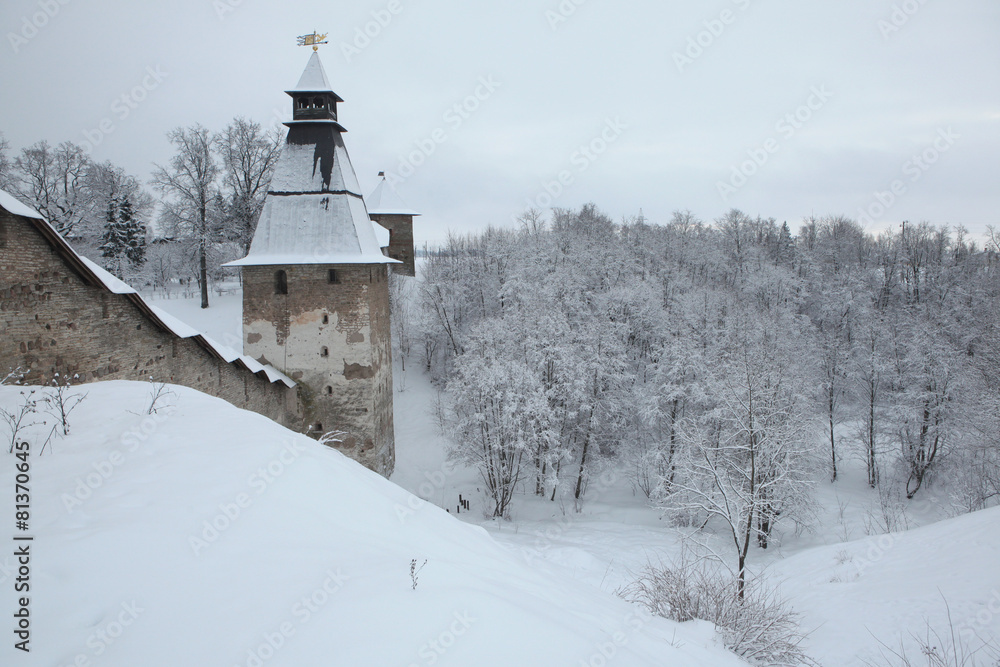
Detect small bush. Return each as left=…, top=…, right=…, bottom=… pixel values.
left=863, top=602, right=1000, bottom=667
left=619, top=558, right=817, bottom=666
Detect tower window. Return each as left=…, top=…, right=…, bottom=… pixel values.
left=275, top=270, right=288, bottom=295
left=328, top=269, right=340, bottom=284
left=297, top=98, right=308, bottom=110
left=314, top=423, right=323, bottom=432
left=322, top=314, right=330, bottom=324
left=325, top=386, right=333, bottom=395
left=312, top=97, right=324, bottom=108
left=321, top=346, right=329, bottom=357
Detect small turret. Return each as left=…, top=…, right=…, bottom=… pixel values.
left=367, top=172, right=420, bottom=277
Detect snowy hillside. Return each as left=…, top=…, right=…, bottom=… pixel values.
left=390, top=361, right=1000, bottom=667
left=769, top=504, right=1000, bottom=666
left=0, top=381, right=746, bottom=667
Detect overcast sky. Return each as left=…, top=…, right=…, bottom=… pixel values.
left=1, top=0, right=997, bottom=244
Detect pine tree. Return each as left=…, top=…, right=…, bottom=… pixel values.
left=100, top=195, right=146, bottom=279
left=118, top=196, right=147, bottom=268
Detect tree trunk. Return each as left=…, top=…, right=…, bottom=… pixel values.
left=574, top=427, right=590, bottom=501
left=829, top=389, right=837, bottom=482
left=199, top=240, right=209, bottom=309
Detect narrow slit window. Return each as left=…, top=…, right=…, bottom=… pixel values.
left=275, top=270, right=288, bottom=295
left=328, top=269, right=339, bottom=284
left=321, top=346, right=329, bottom=357
left=325, top=386, right=333, bottom=395
left=322, top=314, right=330, bottom=325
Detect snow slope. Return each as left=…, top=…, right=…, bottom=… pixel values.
left=0, top=382, right=746, bottom=667
left=768, top=505, right=1000, bottom=666
left=389, top=363, right=1000, bottom=666
left=137, top=290, right=1000, bottom=666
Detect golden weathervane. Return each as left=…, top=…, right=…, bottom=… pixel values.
left=297, top=31, right=329, bottom=51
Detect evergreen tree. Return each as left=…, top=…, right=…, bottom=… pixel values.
left=118, top=196, right=147, bottom=268
left=100, top=195, right=146, bottom=279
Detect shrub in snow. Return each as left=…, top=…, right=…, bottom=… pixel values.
left=2, top=387, right=39, bottom=453
left=42, top=373, right=87, bottom=436
left=410, top=558, right=427, bottom=590
left=619, top=558, right=817, bottom=666
left=862, top=601, right=1000, bottom=667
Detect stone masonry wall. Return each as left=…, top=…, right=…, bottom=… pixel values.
left=242, top=263, right=394, bottom=476
left=372, top=214, right=415, bottom=277
left=0, top=211, right=300, bottom=428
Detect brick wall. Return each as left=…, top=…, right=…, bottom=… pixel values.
left=242, top=263, right=395, bottom=476
left=0, top=210, right=300, bottom=428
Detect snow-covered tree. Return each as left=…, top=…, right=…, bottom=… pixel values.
left=151, top=125, right=221, bottom=309
left=445, top=321, right=555, bottom=518
left=99, top=196, right=147, bottom=279
left=0, top=132, right=11, bottom=190
left=661, top=305, right=815, bottom=597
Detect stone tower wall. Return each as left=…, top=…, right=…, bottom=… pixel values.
left=372, top=214, right=415, bottom=277
left=242, top=263, right=394, bottom=475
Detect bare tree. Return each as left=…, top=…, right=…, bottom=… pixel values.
left=10, top=140, right=92, bottom=236
left=216, top=117, right=282, bottom=253
left=0, top=132, right=11, bottom=190
left=151, top=125, right=220, bottom=309
left=87, top=160, right=155, bottom=225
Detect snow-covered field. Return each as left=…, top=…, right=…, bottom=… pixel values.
left=2, top=290, right=998, bottom=666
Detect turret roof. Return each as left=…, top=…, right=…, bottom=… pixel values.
left=366, top=174, right=421, bottom=216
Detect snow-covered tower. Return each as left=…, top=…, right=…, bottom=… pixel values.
left=367, top=173, right=420, bottom=277
left=227, top=51, right=398, bottom=476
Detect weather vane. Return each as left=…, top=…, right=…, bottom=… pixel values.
left=297, top=31, right=329, bottom=51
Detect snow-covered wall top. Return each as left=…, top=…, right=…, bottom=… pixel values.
left=0, top=189, right=296, bottom=388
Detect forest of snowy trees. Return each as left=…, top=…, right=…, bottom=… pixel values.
left=402, top=205, right=1000, bottom=547
left=0, top=121, right=280, bottom=307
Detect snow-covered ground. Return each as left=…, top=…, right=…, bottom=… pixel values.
left=0, top=380, right=748, bottom=666
left=390, top=362, right=1000, bottom=666
left=4, top=289, right=996, bottom=666
left=150, top=289, right=1000, bottom=664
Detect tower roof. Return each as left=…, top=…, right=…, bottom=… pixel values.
left=285, top=51, right=342, bottom=100
left=366, top=173, right=421, bottom=216
left=226, top=54, right=396, bottom=268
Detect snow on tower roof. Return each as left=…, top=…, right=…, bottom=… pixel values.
left=228, top=54, right=398, bottom=268
left=267, top=134, right=360, bottom=194
left=226, top=193, right=397, bottom=266
left=366, top=174, right=421, bottom=216
left=286, top=51, right=336, bottom=93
